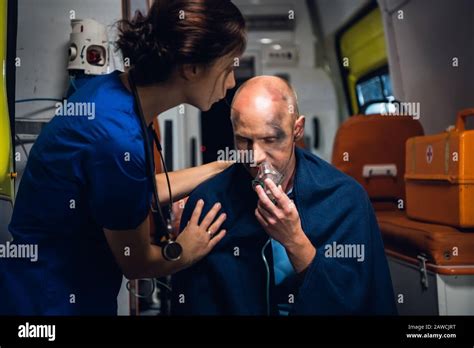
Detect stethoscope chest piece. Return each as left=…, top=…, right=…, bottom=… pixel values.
left=162, top=240, right=183, bottom=262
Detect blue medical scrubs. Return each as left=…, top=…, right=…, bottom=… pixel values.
left=0, top=70, right=153, bottom=315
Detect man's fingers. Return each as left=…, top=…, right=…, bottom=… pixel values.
left=255, top=185, right=279, bottom=215
left=286, top=199, right=296, bottom=214
left=255, top=208, right=269, bottom=228
left=189, top=199, right=204, bottom=226
left=264, top=178, right=290, bottom=208
left=256, top=202, right=274, bottom=221
left=207, top=213, right=227, bottom=237
left=208, top=229, right=226, bottom=249
left=200, top=202, right=222, bottom=231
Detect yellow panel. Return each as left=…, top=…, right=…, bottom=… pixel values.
left=340, top=7, right=388, bottom=114
left=0, top=0, right=14, bottom=201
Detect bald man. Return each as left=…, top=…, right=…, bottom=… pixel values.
left=171, top=76, right=397, bottom=315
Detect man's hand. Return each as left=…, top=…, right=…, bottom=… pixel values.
left=254, top=178, right=316, bottom=273
left=254, top=178, right=301, bottom=247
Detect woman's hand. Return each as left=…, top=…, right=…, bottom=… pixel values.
left=176, top=199, right=227, bottom=267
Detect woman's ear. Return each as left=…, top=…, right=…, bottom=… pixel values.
left=293, top=115, right=305, bottom=141
left=180, top=64, right=203, bottom=81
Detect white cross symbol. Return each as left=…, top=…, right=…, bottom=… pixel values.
left=426, top=145, right=433, bottom=164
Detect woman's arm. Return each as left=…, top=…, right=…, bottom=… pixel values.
left=156, top=161, right=233, bottom=205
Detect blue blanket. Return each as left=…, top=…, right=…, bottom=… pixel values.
left=171, top=147, right=397, bottom=315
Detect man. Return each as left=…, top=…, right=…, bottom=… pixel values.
left=171, top=76, right=397, bottom=315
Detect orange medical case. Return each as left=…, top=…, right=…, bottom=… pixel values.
left=332, top=114, right=424, bottom=210
left=405, top=109, right=474, bottom=228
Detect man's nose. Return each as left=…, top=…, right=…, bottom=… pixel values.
left=252, top=143, right=266, bottom=166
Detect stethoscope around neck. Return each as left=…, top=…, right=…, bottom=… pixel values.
left=127, top=68, right=182, bottom=262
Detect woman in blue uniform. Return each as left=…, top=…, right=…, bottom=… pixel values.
left=0, top=0, right=246, bottom=315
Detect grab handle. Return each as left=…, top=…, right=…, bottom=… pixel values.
left=362, top=164, right=397, bottom=178
left=455, top=108, right=474, bottom=131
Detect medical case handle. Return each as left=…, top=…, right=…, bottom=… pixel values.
left=362, top=164, right=397, bottom=178
left=455, top=108, right=474, bottom=131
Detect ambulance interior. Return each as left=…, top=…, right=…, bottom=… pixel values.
left=0, top=0, right=473, bottom=316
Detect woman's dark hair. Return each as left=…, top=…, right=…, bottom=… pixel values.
left=116, top=0, right=246, bottom=85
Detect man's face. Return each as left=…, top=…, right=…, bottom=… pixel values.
left=231, top=92, right=295, bottom=179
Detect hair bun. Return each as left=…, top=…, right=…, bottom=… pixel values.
left=116, top=12, right=173, bottom=84
left=115, top=0, right=246, bottom=85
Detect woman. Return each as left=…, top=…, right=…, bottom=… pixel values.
left=0, top=0, right=246, bottom=315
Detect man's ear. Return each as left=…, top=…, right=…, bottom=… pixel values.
left=293, top=115, right=305, bottom=141
left=180, top=64, right=202, bottom=81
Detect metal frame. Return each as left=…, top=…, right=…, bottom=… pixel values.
left=122, top=0, right=154, bottom=20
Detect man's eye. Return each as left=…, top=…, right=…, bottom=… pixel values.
left=236, top=137, right=249, bottom=144
left=264, top=138, right=277, bottom=143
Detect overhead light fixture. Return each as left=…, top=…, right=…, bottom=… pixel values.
left=260, top=38, right=273, bottom=44
left=272, top=44, right=282, bottom=50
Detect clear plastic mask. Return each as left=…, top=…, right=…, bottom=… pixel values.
left=252, top=161, right=284, bottom=202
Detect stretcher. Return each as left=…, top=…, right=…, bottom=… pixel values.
left=377, top=210, right=474, bottom=315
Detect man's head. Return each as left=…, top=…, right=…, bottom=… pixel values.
left=230, top=76, right=305, bottom=186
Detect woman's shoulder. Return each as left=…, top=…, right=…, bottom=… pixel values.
left=68, top=71, right=134, bottom=116
left=57, top=72, right=140, bottom=144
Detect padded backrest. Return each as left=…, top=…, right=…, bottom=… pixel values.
left=332, top=114, right=424, bottom=210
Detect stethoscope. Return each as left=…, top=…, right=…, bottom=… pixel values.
left=127, top=68, right=183, bottom=262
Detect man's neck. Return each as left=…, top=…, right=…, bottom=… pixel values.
left=281, top=153, right=297, bottom=194
left=119, top=71, right=185, bottom=125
